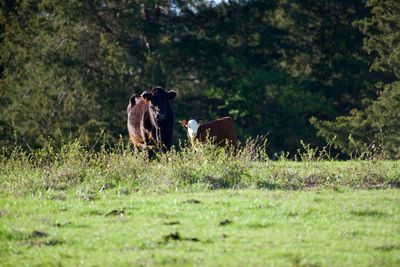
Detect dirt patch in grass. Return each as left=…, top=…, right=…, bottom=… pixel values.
left=105, top=209, right=125, bottom=216
left=28, top=230, right=48, bottom=239
left=23, top=239, right=65, bottom=247
left=184, top=199, right=201, bottom=204
left=374, top=244, right=399, bottom=251
left=164, top=221, right=180, bottom=225
left=246, top=222, right=273, bottom=229
left=20, top=230, right=65, bottom=247
left=219, top=219, right=232, bottom=226
left=162, top=232, right=200, bottom=244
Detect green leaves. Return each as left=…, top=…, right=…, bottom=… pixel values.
left=312, top=0, right=400, bottom=159
left=1, top=0, right=397, bottom=157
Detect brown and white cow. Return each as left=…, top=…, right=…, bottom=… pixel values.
left=180, top=116, right=238, bottom=148
left=127, top=86, right=176, bottom=155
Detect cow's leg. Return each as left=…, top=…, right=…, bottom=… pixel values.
left=130, top=135, right=151, bottom=156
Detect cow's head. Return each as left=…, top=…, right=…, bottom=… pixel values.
left=179, top=120, right=188, bottom=127
left=141, top=86, right=176, bottom=123
left=180, top=119, right=199, bottom=139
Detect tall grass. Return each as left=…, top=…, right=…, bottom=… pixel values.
left=1, top=138, right=399, bottom=196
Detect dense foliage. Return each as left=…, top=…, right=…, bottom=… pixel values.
left=311, top=0, right=400, bottom=159
left=0, top=0, right=399, bottom=158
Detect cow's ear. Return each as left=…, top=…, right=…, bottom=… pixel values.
left=179, top=120, right=188, bottom=127
left=130, top=94, right=139, bottom=106
left=167, top=90, right=177, bottom=100
left=141, top=91, right=152, bottom=101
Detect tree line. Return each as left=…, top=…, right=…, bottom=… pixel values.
left=1, top=0, right=399, bottom=158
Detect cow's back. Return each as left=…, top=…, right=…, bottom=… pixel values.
left=198, top=116, right=237, bottom=146
left=127, top=95, right=175, bottom=150
left=128, top=100, right=151, bottom=148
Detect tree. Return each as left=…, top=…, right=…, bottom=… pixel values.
left=173, top=0, right=371, bottom=152
left=0, top=0, right=177, bottom=149
left=0, top=0, right=382, bottom=155
left=311, top=0, right=400, bottom=159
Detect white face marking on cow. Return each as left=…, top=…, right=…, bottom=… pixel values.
left=187, top=119, right=199, bottom=139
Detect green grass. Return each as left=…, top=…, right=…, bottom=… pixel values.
left=1, top=140, right=399, bottom=195
left=1, top=141, right=399, bottom=266
left=1, top=190, right=399, bottom=266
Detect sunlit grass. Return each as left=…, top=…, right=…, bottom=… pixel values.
left=0, top=139, right=399, bottom=196
left=1, top=190, right=399, bottom=266
left=1, top=140, right=399, bottom=266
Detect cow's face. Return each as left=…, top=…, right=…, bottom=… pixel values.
left=141, top=87, right=176, bottom=123
left=180, top=119, right=199, bottom=139
left=187, top=119, right=199, bottom=138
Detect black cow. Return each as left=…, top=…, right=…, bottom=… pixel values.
left=127, top=86, right=176, bottom=154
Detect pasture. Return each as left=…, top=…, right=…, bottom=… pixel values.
left=1, top=190, right=399, bottom=266
left=1, top=142, right=400, bottom=266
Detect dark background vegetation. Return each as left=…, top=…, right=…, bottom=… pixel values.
left=1, top=0, right=399, bottom=158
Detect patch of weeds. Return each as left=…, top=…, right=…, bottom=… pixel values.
left=389, top=179, right=400, bottom=188
left=313, top=197, right=324, bottom=202
left=375, top=244, right=399, bottom=251
left=304, top=207, right=318, bottom=216
left=340, top=230, right=363, bottom=238
left=99, top=182, right=116, bottom=192
left=23, top=239, right=65, bottom=247
left=0, top=229, right=26, bottom=241
left=66, top=223, right=90, bottom=229
left=286, top=253, right=321, bottom=267
left=59, top=206, right=68, bottom=212
left=202, top=163, right=246, bottom=189
left=221, top=233, right=228, bottom=239
left=84, top=210, right=103, bottom=216
left=350, top=210, right=387, bottom=217
left=43, top=168, right=84, bottom=191
left=19, top=230, right=65, bottom=247
left=286, top=211, right=299, bottom=217
left=121, top=246, right=138, bottom=252
left=256, top=179, right=281, bottom=190
left=52, top=222, right=72, bottom=227
left=159, top=256, right=190, bottom=266
left=303, top=175, right=321, bottom=188
left=117, top=187, right=130, bottom=195
left=277, top=173, right=304, bottom=190
left=46, top=191, right=67, bottom=201
left=156, top=212, right=174, bottom=219
left=179, top=170, right=200, bottom=186
left=246, top=222, right=273, bottom=229
left=203, top=175, right=230, bottom=189
left=359, top=173, right=388, bottom=189
left=77, top=190, right=98, bottom=201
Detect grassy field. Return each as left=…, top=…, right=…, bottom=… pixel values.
left=1, top=141, right=400, bottom=195
left=1, top=190, right=399, bottom=267
left=1, top=141, right=399, bottom=266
